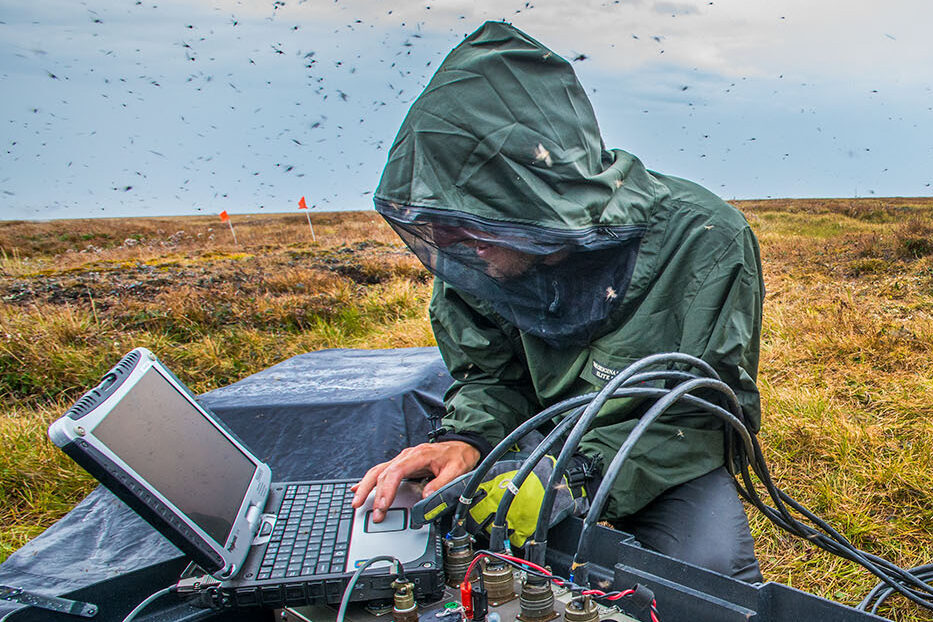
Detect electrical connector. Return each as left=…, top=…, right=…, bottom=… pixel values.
left=471, top=583, right=488, bottom=622
left=444, top=532, right=474, bottom=588
left=460, top=580, right=474, bottom=620
left=517, top=574, right=557, bottom=622
left=481, top=561, right=516, bottom=605
left=392, top=578, right=418, bottom=622
left=563, top=596, right=598, bottom=622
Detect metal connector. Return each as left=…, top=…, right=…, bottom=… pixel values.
left=175, top=574, right=221, bottom=594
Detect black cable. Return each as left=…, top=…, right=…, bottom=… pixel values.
left=453, top=350, right=933, bottom=613
left=487, top=404, right=587, bottom=552
left=726, top=414, right=933, bottom=609
left=571, top=377, right=744, bottom=584
left=489, top=371, right=702, bottom=553
left=454, top=355, right=713, bottom=542
left=559, top=371, right=933, bottom=612
left=451, top=392, right=606, bottom=536
left=860, top=565, right=933, bottom=613
left=531, top=353, right=719, bottom=564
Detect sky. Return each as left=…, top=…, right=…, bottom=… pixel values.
left=1, top=0, right=932, bottom=221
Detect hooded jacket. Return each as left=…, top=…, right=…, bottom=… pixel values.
left=375, top=22, right=764, bottom=520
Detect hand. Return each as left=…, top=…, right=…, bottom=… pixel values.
left=350, top=441, right=481, bottom=523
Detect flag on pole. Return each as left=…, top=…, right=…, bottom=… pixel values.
left=219, top=210, right=238, bottom=244
left=298, top=196, right=316, bottom=242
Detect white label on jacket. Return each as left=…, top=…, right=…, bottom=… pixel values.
left=591, top=360, right=622, bottom=382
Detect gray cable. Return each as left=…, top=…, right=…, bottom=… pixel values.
left=489, top=371, right=701, bottom=553
left=120, top=585, right=175, bottom=622
left=530, top=353, right=719, bottom=564
left=335, top=556, right=402, bottom=622
left=450, top=393, right=603, bottom=536
left=571, top=377, right=746, bottom=584
left=487, top=404, right=587, bottom=552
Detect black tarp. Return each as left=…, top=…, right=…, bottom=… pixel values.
left=0, top=347, right=452, bottom=619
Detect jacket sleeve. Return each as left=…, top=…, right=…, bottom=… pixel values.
left=577, top=224, right=764, bottom=519
left=429, top=278, right=539, bottom=452
left=681, top=225, right=763, bottom=432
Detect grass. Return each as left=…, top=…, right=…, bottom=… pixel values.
left=2, top=200, right=933, bottom=619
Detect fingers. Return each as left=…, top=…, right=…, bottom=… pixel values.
left=350, top=447, right=432, bottom=521
left=351, top=461, right=389, bottom=509
left=421, top=462, right=465, bottom=497
left=370, top=450, right=434, bottom=521
left=350, top=441, right=482, bottom=523
left=422, top=442, right=481, bottom=497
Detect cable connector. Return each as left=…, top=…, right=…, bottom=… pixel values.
left=174, top=575, right=220, bottom=595
left=460, top=580, right=474, bottom=620
left=629, top=584, right=655, bottom=614
left=482, top=560, right=516, bottom=605
left=444, top=531, right=474, bottom=587
left=392, top=578, right=418, bottom=622
left=563, top=595, right=598, bottom=622
left=471, top=582, right=489, bottom=622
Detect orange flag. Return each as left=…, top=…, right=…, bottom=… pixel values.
left=298, top=196, right=308, bottom=209
left=219, top=210, right=230, bottom=222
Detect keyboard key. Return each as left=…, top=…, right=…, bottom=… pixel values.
left=337, top=519, right=351, bottom=542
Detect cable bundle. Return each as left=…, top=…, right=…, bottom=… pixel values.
left=449, top=352, right=933, bottom=616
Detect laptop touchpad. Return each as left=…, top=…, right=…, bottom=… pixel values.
left=364, top=508, right=406, bottom=533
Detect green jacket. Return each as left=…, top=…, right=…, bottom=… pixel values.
left=375, top=22, right=764, bottom=520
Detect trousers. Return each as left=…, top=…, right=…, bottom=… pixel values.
left=612, top=466, right=762, bottom=583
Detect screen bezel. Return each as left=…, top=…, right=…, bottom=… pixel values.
left=49, top=348, right=271, bottom=578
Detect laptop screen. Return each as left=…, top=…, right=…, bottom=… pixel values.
left=93, top=366, right=258, bottom=545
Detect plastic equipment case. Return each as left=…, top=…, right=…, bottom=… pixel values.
left=2, top=516, right=887, bottom=622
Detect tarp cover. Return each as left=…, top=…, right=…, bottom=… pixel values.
left=0, top=347, right=452, bottom=618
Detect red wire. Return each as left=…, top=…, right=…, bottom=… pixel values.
left=462, top=552, right=661, bottom=622
left=493, top=552, right=552, bottom=576
left=469, top=552, right=569, bottom=586
left=606, top=589, right=635, bottom=600
left=465, top=555, right=484, bottom=581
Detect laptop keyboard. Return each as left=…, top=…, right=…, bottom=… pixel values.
left=257, top=482, right=355, bottom=580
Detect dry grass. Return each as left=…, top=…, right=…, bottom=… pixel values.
left=736, top=197, right=933, bottom=619
left=3, top=200, right=933, bottom=619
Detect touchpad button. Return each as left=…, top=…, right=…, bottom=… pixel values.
left=364, top=508, right=407, bottom=532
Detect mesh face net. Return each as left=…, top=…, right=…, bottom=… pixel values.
left=376, top=200, right=645, bottom=347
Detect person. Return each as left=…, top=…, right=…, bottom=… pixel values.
left=351, top=21, right=765, bottom=583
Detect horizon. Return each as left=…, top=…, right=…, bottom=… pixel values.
left=6, top=195, right=932, bottom=225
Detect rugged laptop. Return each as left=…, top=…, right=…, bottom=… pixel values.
left=48, top=348, right=444, bottom=609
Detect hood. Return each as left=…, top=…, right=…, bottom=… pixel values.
left=375, top=21, right=659, bottom=346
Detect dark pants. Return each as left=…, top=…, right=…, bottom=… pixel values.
left=612, top=466, right=762, bottom=583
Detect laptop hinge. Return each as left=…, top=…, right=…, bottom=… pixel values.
left=251, top=513, right=277, bottom=547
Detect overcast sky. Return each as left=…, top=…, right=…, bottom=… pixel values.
left=2, top=0, right=931, bottom=220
